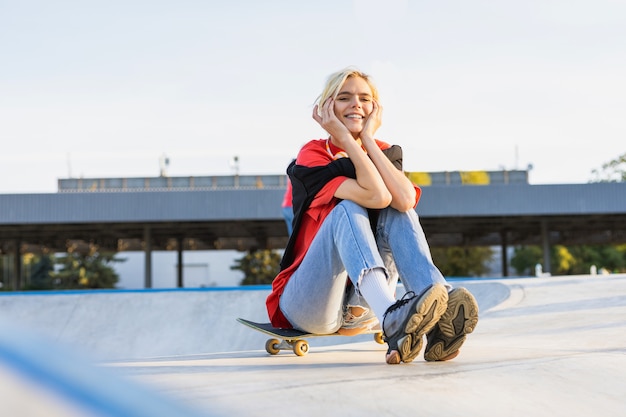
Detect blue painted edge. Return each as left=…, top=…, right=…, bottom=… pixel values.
left=0, top=284, right=273, bottom=296
left=0, top=276, right=534, bottom=297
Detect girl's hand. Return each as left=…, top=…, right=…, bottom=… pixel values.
left=360, top=100, right=383, bottom=141
left=312, top=98, right=352, bottom=143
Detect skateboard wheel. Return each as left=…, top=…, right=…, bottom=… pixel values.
left=265, top=338, right=281, bottom=355
left=293, top=340, right=309, bottom=356
left=374, top=332, right=384, bottom=344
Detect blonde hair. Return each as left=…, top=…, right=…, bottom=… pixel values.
left=315, top=67, right=379, bottom=116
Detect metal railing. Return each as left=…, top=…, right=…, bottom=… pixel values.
left=57, top=170, right=528, bottom=193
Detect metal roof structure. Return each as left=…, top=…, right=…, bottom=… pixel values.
left=0, top=189, right=290, bottom=253
left=2, top=181, right=625, bottom=251
left=1, top=174, right=626, bottom=289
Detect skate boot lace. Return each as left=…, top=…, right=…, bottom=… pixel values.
left=384, top=291, right=415, bottom=317
left=382, top=291, right=416, bottom=341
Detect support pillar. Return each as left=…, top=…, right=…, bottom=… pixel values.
left=541, top=220, right=551, bottom=275
left=500, top=230, right=509, bottom=277
left=144, top=226, right=152, bottom=288
left=14, top=239, right=22, bottom=291
left=177, top=237, right=183, bottom=288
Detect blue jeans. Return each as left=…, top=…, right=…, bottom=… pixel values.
left=280, top=200, right=449, bottom=334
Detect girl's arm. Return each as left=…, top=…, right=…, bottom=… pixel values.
left=360, top=101, right=417, bottom=212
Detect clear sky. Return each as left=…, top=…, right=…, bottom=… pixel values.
left=1, top=0, right=625, bottom=193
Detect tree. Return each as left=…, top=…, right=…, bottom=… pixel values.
left=431, top=246, right=494, bottom=277
left=51, top=247, right=123, bottom=289
left=510, top=245, right=575, bottom=276
left=511, top=244, right=626, bottom=276
left=231, top=249, right=282, bottom=285
left=27, top=253, right=55, bottom=290
left=591, top=152, right=626, bottom=182
left=510, top=245, right=543, bottom=276
left=565, top=245, right=626, bottom=274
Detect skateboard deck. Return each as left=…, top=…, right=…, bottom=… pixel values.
left=237, top=317, right=384, bottom=356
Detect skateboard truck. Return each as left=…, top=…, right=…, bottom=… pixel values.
left=265, top=338, right=309, bottom=356
left=265, top=332, right=384, bottom=356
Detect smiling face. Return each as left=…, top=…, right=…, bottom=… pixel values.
left=333, top=76, right=374, bottom=138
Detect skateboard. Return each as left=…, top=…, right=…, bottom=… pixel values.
left=237, top=317, right=385, bottom=356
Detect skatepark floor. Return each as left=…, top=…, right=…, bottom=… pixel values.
left=1, top=274, right=625, bottom=417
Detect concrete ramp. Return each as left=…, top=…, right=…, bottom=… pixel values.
left=1, top=275, right=625, bottom=417
left=1, top=287, right=271, bottom=361
left=0, top=280, right=508, bottom=361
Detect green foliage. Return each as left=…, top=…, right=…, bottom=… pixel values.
left=431, top=246, right=494, bottom=277
left=565, top=245, right=626, bottom=274
left=27, top=254, right=55, bottom=290
left=591, top=152, right=626, bottom=182
left=51, top=249, right=124, bottom=289
left=231, top=249, right=282, bottom=285
left=511, top=244, right=626, bottom=276
left=510, top=245, right=543, bottom=275
left=554, top=245, right=576, bottom=274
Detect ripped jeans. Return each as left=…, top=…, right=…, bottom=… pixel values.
left=279, top=200, right=448, bottom=334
